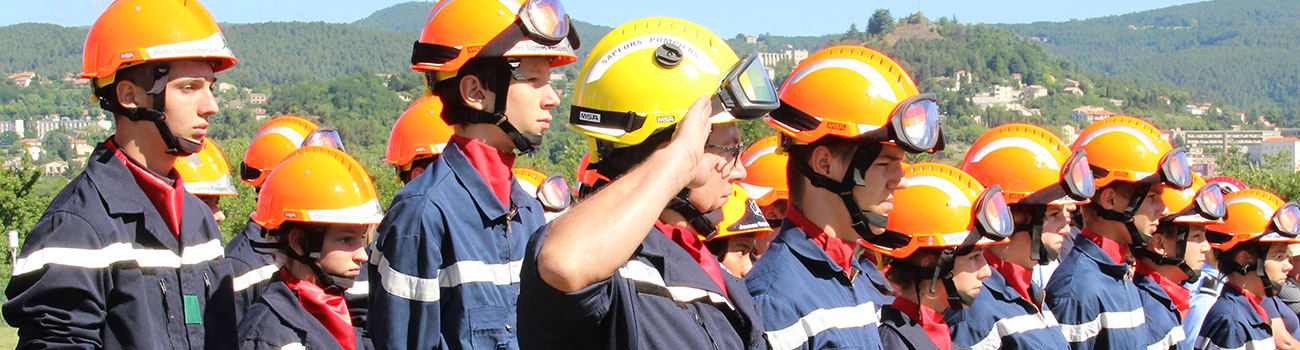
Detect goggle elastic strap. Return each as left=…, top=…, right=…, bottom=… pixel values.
left=1091, top=183, right=1152, bottom=247
left=666, top=189, right=723, bottom=240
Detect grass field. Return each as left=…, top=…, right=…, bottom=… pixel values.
left=0, top=323, right=16, bottom=348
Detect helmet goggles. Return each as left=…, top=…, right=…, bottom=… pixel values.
left=411, top=0, right=579, bottom=68
left=771, top=92, right=944, bottom=154
left=302, top=127, right=347, bottom=153
left=536, top=173, right=573, bottom=212
left=872, top=185, right=1014, bottom=256
left=1164, top=182, right=1227, bottom=223
left=1018, top=151, right=1096, bottom=205
left=712, top=51, right=780, bottom=120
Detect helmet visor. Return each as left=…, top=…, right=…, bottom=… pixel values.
left=715, top=51, right=780, bottom=120
left=1159, top=148, right=1192, bottom=190
left=1063, top=151, right=1097, bottom=201
left=889, top=93, right=942, bottom=153
left=537, top=173, right=573, bottom=212
left=518, top=0, right=574, bottom=46
left=975, top=185, right=1014, bottom=240
left=302, top=127, right=347, bottom=153
left=1272, top=202, right=1300, bottom=238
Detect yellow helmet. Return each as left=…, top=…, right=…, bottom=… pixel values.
left=569, top=17, right=776, bottom=160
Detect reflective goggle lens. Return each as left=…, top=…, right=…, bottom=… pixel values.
left=738, top=57, right=778, bottom=104
left=715, top=52, right=780, bottom=119
left=1064, top=152, right=1096, bottom=201
left=1162, top=149, right=1192, bottom=189
left=302, top=128, right=347, bottom=153
left=526, top=0, right=566, bottom=37
left=892, top=95, right=940, bottom=152
left=1196, top=183, right=1227, bottom=219
left=977, top=186, right=1014, bottom=239
left=1274, top=203, right=1300, bottom=237
left=538, top=174, right=572, bottom=212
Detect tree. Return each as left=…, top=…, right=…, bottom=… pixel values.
left=0, top=166, right=49, bottom=268
left=868, top=9, right=896, bottom=36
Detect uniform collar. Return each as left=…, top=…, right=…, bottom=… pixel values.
left=639, top=225, right=730, bottom=297
left=439, top=141, right=534, bottom=221
left=985, top=250, right=1036, bottom=303
left=264, top=274, right=350, bottom=349
left=106, top=138, right=186, bottom=239
left=1135, top=259, right=1191, bottom=317
left=1071, top=230, right=1131, bottom=278
left=1225, top=282, right=1269, bottom=321
left=450, top=135, right=515, bottom=207
left=1080, top=228, right=1129, bottom=265
left=655, top=220, right=728, bottom=296
left=785, top=205, right=856, bottom=276
left=891, top=297, right=952, bottom=350
left=84, top=138, right=180, bottom=251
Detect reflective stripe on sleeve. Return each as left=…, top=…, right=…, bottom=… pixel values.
left=438, top=260, right=523, bottom=288
left=764, top=302, right=879, bottom=350
left=1195, top=335, right=1274, bottom=350
left=12, top=239, right=225, bottom=276
left=279, top=342, right=305, bottom=350
left=619, top=260, right=735, bottom=310
left=1058, top=308, right=1145, bottom=343
left=232, top=263, right=280, bottom=292
left=373, top=252, right=440, bottom=302
left=1147, top=325, right=1186, bottom=350
left=967, top=311, right=1060, bottom=350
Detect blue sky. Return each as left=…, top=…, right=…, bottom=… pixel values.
left=2, top=0, right=1206, bottom=36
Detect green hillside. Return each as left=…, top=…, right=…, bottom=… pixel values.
left=1003, top=0, right=1300, bottom=112
left=352, top=1, right=436, bottom=33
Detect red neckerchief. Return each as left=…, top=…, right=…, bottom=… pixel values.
left=985, top=250, right=1035, bottom=303
left=1226, top=282, right=1269, bottom=321
left=280, top=270, right=356, bottom=350
left=786, top=206, right=856, bottom=275
left=655, top=220, right=728, bottom=296
left=891, top=296, right=952, bottom=350
left=1135, top=259, right=1191, bottom=317
left=451, top=135, right=516, bottom=207
left=1081, top=228, right=1129, bottom=265
left=106, top=138, right=184, bottom=239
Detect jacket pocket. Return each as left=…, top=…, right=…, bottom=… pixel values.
left=468, top=306, right=515, bottom=350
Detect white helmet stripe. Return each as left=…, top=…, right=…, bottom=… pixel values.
left=907, top=175, right=973, bottom=207
left=968, top=137, right=1062, bottom=171
left=1226, top=196, right=1276, bottom=217
left=144, top=32, right=234, bottom=61
left=304, top=199, right=385, bottom=225
left=742, top=145, right=778, bottom=167
left=786, top=57, right=898, bottom=103
left=253, top=126, right=306, bottom=148
left=1075, top=125, right=1159, bottom=154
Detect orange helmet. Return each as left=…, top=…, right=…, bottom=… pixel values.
left=1161, top=174, right=1228, bottom=224
left=513, top=167, right=572, bottom=212
left=962, top=124, right=1093, bottom=206
left=410, top=0, right=578, bottom=76
left=175, top=138, right=237, bottom=196
left=1072, top=116, right=1190, bottom=190
left=711, top=185, right=774, bottom=241
left=241, top=116, right=319, bottom=188
left=1207, top=176, right=1249, bottom=193
left=1206, top=189, right=1300, bottom=252
left=766, top=45, right=942, bottom=153
left=385, top=96, right=454, bottom=172
left=866, top=163, right=1012, bottom=259
left=82, top=0, right=237, bottom=82
left=250, top=146, right=383, bottom=230
left=574, top=151, right=609, bottom=197
left=738, top=135, right=789, bottom=207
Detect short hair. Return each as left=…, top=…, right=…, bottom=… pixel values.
left=784, top=135, right=860, bottom=199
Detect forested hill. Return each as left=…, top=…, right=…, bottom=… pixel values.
left=1003, top=0, right=1300, bottom=112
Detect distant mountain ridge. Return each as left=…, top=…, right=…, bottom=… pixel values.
left=1002, top=0, right=1300, bottom=111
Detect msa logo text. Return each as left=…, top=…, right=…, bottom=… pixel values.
left=657, top=116, right=675, bottom=123
left=578, top=111, right=601, bottom=123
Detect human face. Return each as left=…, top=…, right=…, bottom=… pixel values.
left=142, top=60, right=218, bottom=146
left=952, top=247, right=992, bottom=299
left=688, top=123, right=746, bottom=213
left=718, top=235, right=757, bottom=278
left=1100, top=184, right=1167, bottom=240
left=1181, top=224, right=1211, bottom=271
left=199, top=195, right=224, bottom=224
left=854, top=144, right=908, bottom=217
left=1264, top=242, right=1293, bottom=287
left=500, top=57, right=560, bottom=137
left=1042, top=205, right=1070, bottom=252
left=316, top=224, right=371, bottom=279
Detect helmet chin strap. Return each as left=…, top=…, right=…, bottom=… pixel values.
left=108, top=64, right=203, bottom=156
left=666, top=189, right=725, bottom=240
left=1220, top=244, right=1283, bottom=297
left=1013, top=205, right=1059, bottom=265
left=790, top=142, right=890, bottom=242
left=893, top=256, right=972, bottom=310
left=1091, top=183, right=1152, bottom=248
left=461, top=59, right=543, bottom=155
left=250, top=229, right=354, bottom=294
left=1133, top=223, right=1201, bottom=283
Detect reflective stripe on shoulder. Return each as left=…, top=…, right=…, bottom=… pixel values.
left=346, top=280, right=368, bottom=296
left=372, top=252, right=440, bottom=302
left=279, top=342, right=305, bottom=350
left=1058, top=308, right=1145, bottom=343
left=967, top=311, right=1059, bottom=350
left=765, top=303, right=879, bottom=350
left=232, top=263, right=279, bottom=292
left=1195, top=335, right=1273, bottom=350
left=439, top=260, right=523, bottom=288
left=12, top=239, right=225, bottom=276
left=1147, top=325, right=1186, bottom=350
left=619, top=260, right=735, bottom=310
